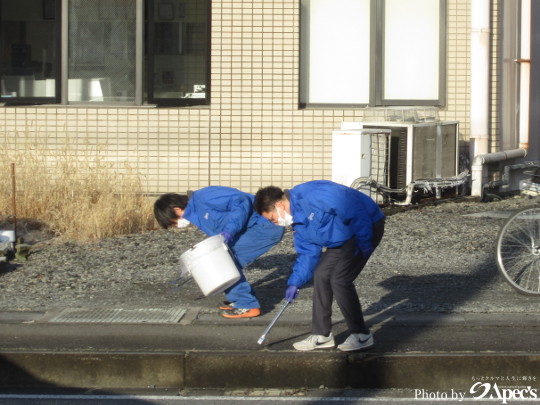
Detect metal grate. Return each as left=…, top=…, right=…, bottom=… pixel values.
left=49, top=307, right=186, bottom=324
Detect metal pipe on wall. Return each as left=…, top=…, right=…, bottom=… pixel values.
left=470, top=0, right=490, bottom=160
left=471, top=148, right=527, bottom=198
left=518, top=0, right=531, bottom=150
left=470, top=0, right=491, bottom=196
left=470, top=0, right=532, bottom=197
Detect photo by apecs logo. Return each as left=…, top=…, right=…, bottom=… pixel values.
left=470, top=382, right=538, bottom=403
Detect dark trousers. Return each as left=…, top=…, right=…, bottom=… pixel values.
left=312, top=218, right=385, bottom=336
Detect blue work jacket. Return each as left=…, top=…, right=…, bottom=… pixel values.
left=288, top=180, right=385, bottom=288
left=183, top=186, right=257, bottom=236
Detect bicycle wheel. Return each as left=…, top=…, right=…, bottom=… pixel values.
left=496, top=207, right=540, bottom=295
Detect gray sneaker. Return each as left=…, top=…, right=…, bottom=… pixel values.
left=337, top=332, right=374, bottom=351
left=293, top=333, right=335, bottom=351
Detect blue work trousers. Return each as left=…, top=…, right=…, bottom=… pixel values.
left=224, top=219, right=284, bottom=309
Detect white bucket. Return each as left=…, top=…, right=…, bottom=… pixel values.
left=179, top=234, right=241, bottom=296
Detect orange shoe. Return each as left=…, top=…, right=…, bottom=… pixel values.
left=220, top=307, right=261, bottom=319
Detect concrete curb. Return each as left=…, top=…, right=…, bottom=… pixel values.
left=1, top=309, right=539, bottom=391
left=2, top=351, right=539, bottom=391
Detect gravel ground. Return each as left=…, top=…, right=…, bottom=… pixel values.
left=1, top=195, right=539, bottom=314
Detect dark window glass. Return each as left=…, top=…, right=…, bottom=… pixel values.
left=147, top=0, right=209, bottom=106
left=1, top=0, right=59, bottom=103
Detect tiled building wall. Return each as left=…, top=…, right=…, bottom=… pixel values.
left=0, top=0, right=480, bottom=194
left=446, top=0, right=471, bottom=151
left=0, top=107, right=212, bottom=193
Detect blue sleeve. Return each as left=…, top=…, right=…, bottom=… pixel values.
left=221, top=193, right=252, bottom=236
left=288, top=231, right=321, bottom=288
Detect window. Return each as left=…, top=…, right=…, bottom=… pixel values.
left=67, top=0, right=138, bottom=103
left=0, top=0, right=210, bottom=106
left=148, top=0, right=209, bottom=105
left=0, top=0, right=59, bottom=103
left=300, top=0, right=446, bottom=107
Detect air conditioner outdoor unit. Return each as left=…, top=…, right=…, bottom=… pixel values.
left=341, top=120, right=459, bottom=190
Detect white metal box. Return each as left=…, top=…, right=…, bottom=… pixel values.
left=332, top=128, right=391, bottom=201
left=341, top=121, right=459, bottom=189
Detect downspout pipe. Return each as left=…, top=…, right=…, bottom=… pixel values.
left=518, top=0, right=531, bottom=150
left=470, top=0, right=532, bottom=197
left=470, top=0, right=490, bottom=158
left=470, top=0, right=491, bottom=196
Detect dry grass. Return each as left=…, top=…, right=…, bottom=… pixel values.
left=0, top=133, right=156, bottom=242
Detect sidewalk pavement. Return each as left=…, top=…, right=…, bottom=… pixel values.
left=1, top=201, right=540, bottom=394
left=1, top=302, right=539, bottom=393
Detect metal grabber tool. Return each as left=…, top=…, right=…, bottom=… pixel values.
left=168, top=264, right=193, bottom=292
left=257, top=299, right=290, bottom=345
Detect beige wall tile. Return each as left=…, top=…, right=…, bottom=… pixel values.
left=1, top=0, right=480, bottom=194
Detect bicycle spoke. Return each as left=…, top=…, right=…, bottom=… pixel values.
left=497, top=207, right=540, bottom=295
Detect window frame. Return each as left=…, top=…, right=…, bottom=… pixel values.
left=299, top=0, right=447, bottom=108
left=375, top=0, right=447, bottom=106
left=1, top=0, right=210, bottom=107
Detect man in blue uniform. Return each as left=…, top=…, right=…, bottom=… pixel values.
left=154, top=186, right=284, bottom=318
left=254, top=180, right=385, bottom=351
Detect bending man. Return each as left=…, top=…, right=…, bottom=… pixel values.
left=254, top=180, right=385, bottom=351
left=154, top=186, right=284, bottom=319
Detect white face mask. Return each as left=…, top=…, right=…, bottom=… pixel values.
left=276, top=206, right=293, bottom=227
left=176, top=218, right=190, bottom=228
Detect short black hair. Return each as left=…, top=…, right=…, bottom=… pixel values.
left=153, top=193, right=189, bottom=229
left=254, top=186, right=284, bottom=214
